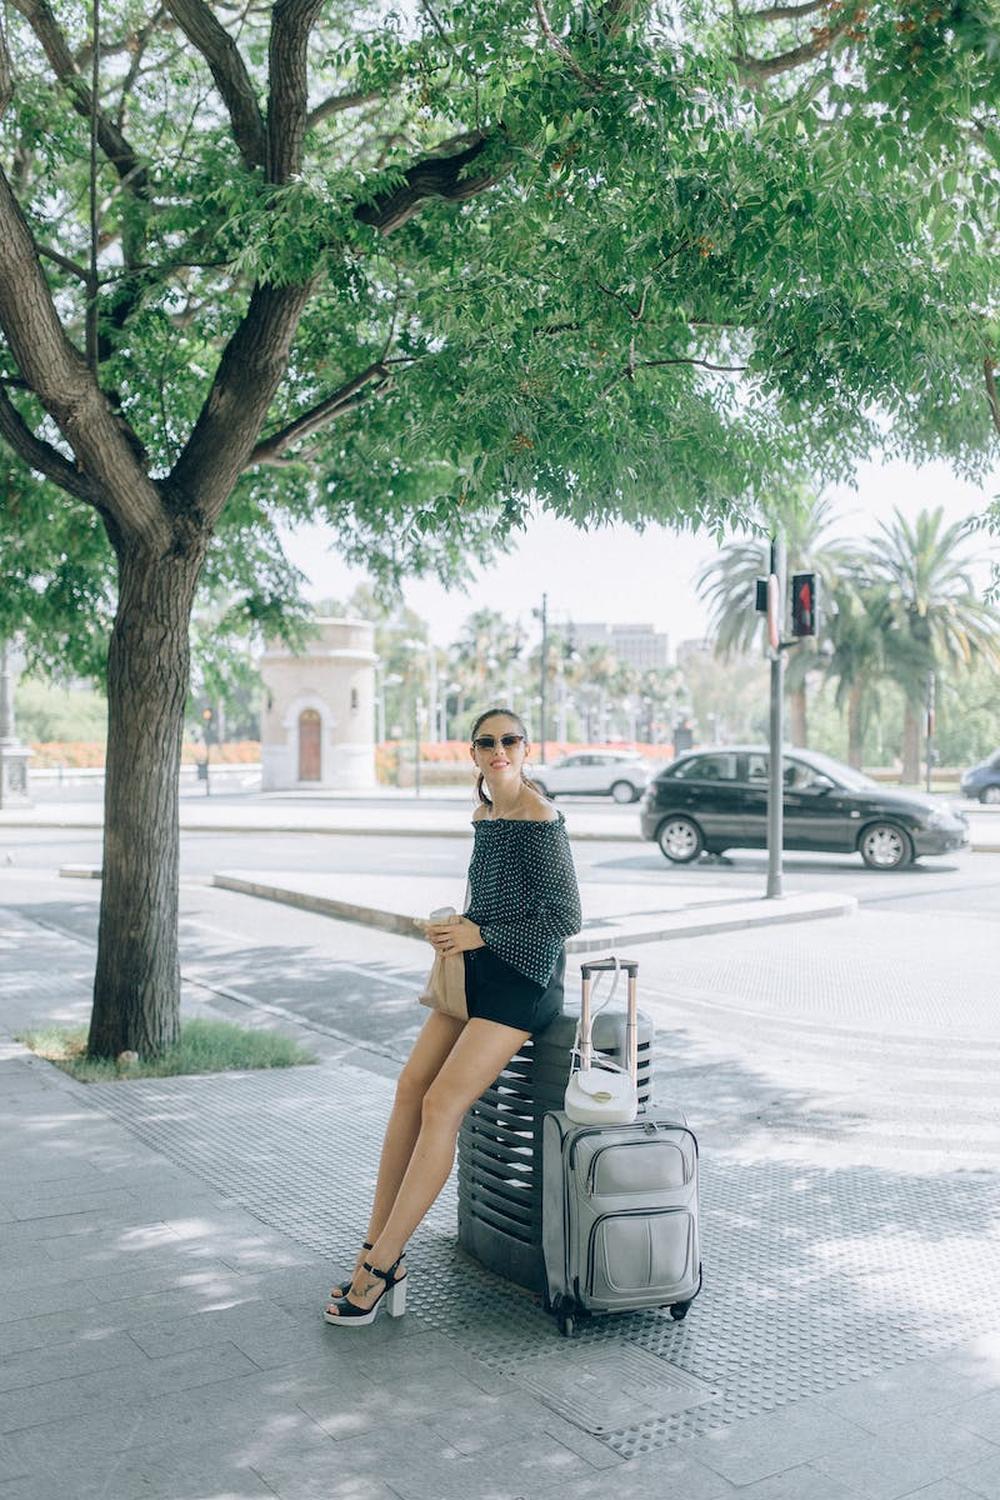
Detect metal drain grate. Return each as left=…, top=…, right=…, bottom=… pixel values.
left=83, top=1062, right=1000, bottom=1461
left=515, top=1342, right=719, bottom=1434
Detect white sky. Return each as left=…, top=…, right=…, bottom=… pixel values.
left=278, top=456, right=1000, bottom=655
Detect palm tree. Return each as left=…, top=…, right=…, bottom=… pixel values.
left=451, top=610, right=526, bottom=728
left=697, top=497, right=852, bottom=747
left=864, top=508, right=1000, bottom=783
left=823, top=567, right=889, bottom=767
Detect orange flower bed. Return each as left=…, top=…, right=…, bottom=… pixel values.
left=31, top=739, right=263, bottom=769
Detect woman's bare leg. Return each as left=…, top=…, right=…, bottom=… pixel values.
left=327, top=1018, right=531, bottom=1315
left=328, top=1009, right=465, bottom=1298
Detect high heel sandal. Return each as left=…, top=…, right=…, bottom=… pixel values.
left=329, top=1241, right=372, bottom=1300
left=323, top=1254, right=408, bottom=1328
left=329, top=1243, right=406, bottom=1300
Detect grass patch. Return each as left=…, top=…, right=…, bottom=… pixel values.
left=17, top=1019, right=317, bottom=1082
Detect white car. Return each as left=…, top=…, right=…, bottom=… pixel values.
left=531, top=751, right=653, bottom=804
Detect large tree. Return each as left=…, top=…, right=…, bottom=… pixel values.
left=1, top=0, right=998, bottom=1055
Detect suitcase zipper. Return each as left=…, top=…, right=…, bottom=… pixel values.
left=567, top=1118, right=697, bottom=1173
left=586, top=1139, right=691, bottom=1195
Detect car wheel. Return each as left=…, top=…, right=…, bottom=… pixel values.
left=859, top=822, right=913, bottom=870
left=611, top=780, right=637, bottom=804
left=982, top=786, right=1000, bottom=805
left=657, top=816, right=704, bottom=864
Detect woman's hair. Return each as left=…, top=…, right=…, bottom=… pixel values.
left=470, top=706, right=545, bottom=805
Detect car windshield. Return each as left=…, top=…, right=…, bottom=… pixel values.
left=800, top=751, right=878, bottom=791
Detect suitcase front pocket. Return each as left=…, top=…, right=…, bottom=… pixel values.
left=587, top=1140, right=692, bottom=1196
left=586, top=1209, right=695, bottom=1299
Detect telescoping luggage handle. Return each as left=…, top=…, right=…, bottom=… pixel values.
left=579, top=957, right=639, bottom=1087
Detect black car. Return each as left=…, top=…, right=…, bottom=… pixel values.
left=960, top=751, right=1000, bottom=805
left=640, top=745, right=969, bottom=870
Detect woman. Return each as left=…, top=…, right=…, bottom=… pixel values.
left=324, top=706, right=582, bottom=1327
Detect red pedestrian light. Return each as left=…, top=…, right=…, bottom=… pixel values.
left=791, top=573, right=817, bottom=637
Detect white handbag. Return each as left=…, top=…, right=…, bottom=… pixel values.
left=564, top=956, right=639, bottom=1126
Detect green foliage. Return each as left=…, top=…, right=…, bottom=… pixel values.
left=14, top=678, right=108, bottom=743
left=18, top=1020, right=317, bottom=1079
left=1, top=0, right=998, bottom=669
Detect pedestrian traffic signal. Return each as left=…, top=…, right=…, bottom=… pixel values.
left=755, top=578, right=768, bottom=613
left=791, top=573, right=817, bottom=637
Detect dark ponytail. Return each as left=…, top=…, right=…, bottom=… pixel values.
left=470, top=706, right=546, bottom=805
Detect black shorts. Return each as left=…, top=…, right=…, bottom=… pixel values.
left=463, top=946, right=565, bottom=1034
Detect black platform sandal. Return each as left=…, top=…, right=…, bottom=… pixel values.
left=329, top=1241, right=373, bottom=1300
left=323, top=1254, right=408, bottom=1328
left=329, top=1243, right=407, bottom=1300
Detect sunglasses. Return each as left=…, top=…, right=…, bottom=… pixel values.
left=472, top=734, right=525, bottom=751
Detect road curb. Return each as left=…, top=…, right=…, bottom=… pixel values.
left=212, top=871, right=857, bottom=947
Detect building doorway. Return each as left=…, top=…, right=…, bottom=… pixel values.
left=298, top=709, right=322, bottom=781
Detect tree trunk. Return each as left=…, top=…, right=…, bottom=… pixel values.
left=88, top=540, right=205, bottom=1059
left=846, top=680, right=864, bottom=768
left=901, top=697, right=922, bottom=785
left=788, top=685, right=808, bottom=747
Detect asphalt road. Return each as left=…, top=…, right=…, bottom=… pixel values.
left=4, top=820, right=1000, bottom=918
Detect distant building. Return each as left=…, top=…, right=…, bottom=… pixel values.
left=571, top=622, right=670, bottom=672
left=674, top=637, right=713, bottom=668
left=259, top=617, right=377, bottom=790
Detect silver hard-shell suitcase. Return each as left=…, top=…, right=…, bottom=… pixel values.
left=541, top=957, right=702, bottom=1338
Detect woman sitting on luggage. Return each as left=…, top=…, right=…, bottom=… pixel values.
left=324, top=705, right=582, bottom=1326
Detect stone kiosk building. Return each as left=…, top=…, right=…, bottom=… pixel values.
left=260, top=617, right=377, bottom=791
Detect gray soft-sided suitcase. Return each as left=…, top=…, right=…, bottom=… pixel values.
left=542, top=958, right=701, bottom=1338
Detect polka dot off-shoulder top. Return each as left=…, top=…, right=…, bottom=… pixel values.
left=464, top=810, right=583, bottom=987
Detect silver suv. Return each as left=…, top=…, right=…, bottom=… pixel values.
left=531, top=750, right=653, bottom=804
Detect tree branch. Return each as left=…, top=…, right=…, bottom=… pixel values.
left=742, top=0, right=829, bottom=20
left=166, top=279, right=315, bottom=519
left=985, top=357, right=1000, bottom=439
left=306, top=87, right=382, bottom=129
left=267, top=0, right=325, bottom=184
left=0, top=164, right=169, bottom=548
left=637, top=356, right=750, bottom=372
left=534, top=0, right=592, bottom=87
left=0, top=383, right=101, bottom=504
left=734, top=23, right=846, bottom=82
left=163, top=0, right=266, bottom=172
left=247, top=362, right=393, bottom=466
left=355, top=134, right=507, bottom=235
left=0, top=10, right=12, bottom=116
left=10, top=0, right=148, bottom=194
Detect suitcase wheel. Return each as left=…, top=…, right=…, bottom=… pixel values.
left=669, top=1301, right=691, bottom=1321
left=552, top=1294, right=578, bottom=1339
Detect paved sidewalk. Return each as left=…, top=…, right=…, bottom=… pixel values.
left=4, top=906, right=1000, bottom=1500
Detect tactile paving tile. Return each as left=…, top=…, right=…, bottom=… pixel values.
left=86, top=1063, right=1000, bottom=1460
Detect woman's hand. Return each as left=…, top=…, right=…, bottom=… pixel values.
left=426, top=915, right=484, bottom=957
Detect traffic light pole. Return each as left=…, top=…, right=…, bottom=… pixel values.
left=766, top=536, right=786, bottom=900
